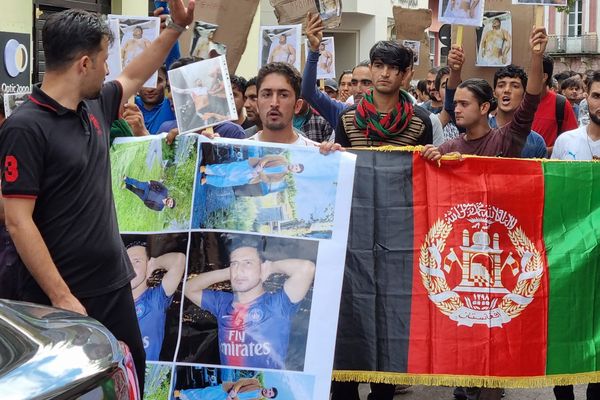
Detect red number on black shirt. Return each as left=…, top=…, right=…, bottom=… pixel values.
left=4, top=156, right=18, bottom=183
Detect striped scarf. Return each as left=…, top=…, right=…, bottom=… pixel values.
left=354, top=89, right=414, bottom=140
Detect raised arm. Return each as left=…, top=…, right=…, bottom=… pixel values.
left=287, top=44, right=297, bottom=65
left=439, top=45, right=464, bottom=127
left=302, top=13, right=348, bottom=130
left=184, top=267, right=230, bottom=307
left=4, top=198, right=86, bottom=314
left=148, top=252, right=186, bottom=296
left=117, top=0, right=195, bottom=101
left=262, top=258, right=316, bottom=303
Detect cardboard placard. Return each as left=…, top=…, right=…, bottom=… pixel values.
left=393, top=7, right=433, bottom=77
left=178, top=0, right=260, bottom=74
left=455, top=0, right=534, bottom=84
left=270, top=0, right=342, bottom=29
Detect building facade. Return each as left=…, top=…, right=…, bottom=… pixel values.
left=545, top=0, right=600, bottom=73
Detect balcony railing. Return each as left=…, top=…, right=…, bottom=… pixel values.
left=546, top=33, right=599, bottom=54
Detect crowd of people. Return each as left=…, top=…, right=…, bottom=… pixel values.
left=0, top=0, right=599, bottom=399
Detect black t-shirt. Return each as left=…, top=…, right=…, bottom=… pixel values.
left=0, top=82, right=134, bottom=298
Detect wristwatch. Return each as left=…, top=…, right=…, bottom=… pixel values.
left=165, top=15, right=188, bottom=33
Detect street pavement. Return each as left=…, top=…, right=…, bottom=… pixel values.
left=357, top=384, right=589, bottom=399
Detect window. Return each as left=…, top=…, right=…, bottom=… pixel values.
left=567, top=0, right=583, bottom=37
left=429, top=32, right=436, bottom=64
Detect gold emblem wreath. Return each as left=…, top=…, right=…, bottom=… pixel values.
left=419, top=219, right=544, bottom=321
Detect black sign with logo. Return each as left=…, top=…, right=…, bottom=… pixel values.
left=0, top=32, right=31, bottom=94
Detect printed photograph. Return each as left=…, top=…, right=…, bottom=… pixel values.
left=106, top=18, right=121, bottom=82
left=476, top=12, right=512, bottom=67
left=123, top=233, right=188, bottom=362
left=269, top=0, right=341, bottom=28
left=259, top=25, right=302, bottom=70
left=168, top=56, right=237, bottom=134
left=111, top=134, right=198, bottom=232
left=512, top=0, right=566, bottom=4
left=176, top=232, right=318, bottom=372
left=439, top=0, right=484, bottom=27
left=316, top=0, right=342, bottom=26
left=172, top=366, right=315, bottom=400
left=3, top=91, right=30, bottom=118
left=190, top=20, right=227, bottom=60
left=108, top=15, right=160, bottom=87
left=305, top=37, right=335, bottom=79
left=144, top=363, right=173, bottom=400
left=402, top=40, right=421, bottom=66
left=192, top=141, right=342, bottom=239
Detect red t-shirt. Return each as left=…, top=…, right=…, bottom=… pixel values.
left=532, top=90, right=578, bottom=147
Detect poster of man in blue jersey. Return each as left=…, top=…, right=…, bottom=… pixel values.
left=178, top=233, right=317, bottom=371
left=124, top=233, right=187, bottom=361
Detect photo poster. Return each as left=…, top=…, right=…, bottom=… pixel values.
left=402, top=40, right=421, bottom=66
left=304, top=37, right=336, bottom=79
left=476, top=12, right=512, bottom=67
left=189, top=20, right=227, bottom=60
left=168, top=56, right=238, bottom=135
left=269, top=0, right=342, bottom=29
left=512, top=0, right=566, bottom=4
left=259, top=25, right=302, bottom=71
left=110, top=134, right=357, bottom=400
left=438, top=0, right=485, bottom=27
left=4, top=91, right=30, bottom=118
left=106, top=15, right=160, bottom=88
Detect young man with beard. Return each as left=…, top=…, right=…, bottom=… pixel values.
left=135, top=66, right=176, bottom=134
left=552, top=71, right=600, bottom=161
left=0, top=0, right=195, bottom=391
left=243, top=77, right=262, bottom=137
left=184, top=236, right=315, bottom=369
left=422, top=67, right=443, bottom=114
left=127, top=241, right=185, bottom=361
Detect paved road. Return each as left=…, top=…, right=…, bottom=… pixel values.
left=357, top=384, right=589, bottom=399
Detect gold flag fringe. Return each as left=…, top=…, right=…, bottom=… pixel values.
left=350, top=145, right=600, bottom=163
left=332, top=370, right=600, bottom=388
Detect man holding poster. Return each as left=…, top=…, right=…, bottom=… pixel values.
left=184, top=235, right=316, bottom=370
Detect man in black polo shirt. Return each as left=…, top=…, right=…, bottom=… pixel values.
left=0, top=1, right=195, bottom=392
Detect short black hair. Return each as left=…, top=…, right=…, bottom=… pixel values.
left=434, top=66, right=450, bottom=91
left=257, top=63, right=302, bottom=100
left=245, top=76, right=258, bottom=91
left=428, top=67, right=439, bottom=75
left=587, top=70, right=600, bottom=93
left=493, top=64, right=528, bottom=89
left=369, top=41, right=413, bottom=71
left=561, top=76, right=583, bottom=91
left=417, top=79, right=428, bottom=93
left=542, top=54, right=554, bottom=88
left=224, top=234, right=265, bottom=263
left=458, top=78, right=498, bottom=113
left=43, top=9, right=113, bottom=72
left=352, top=60, right=370, bottom=74
left=230, top=75, right=248, bottom=94
left=271, top=387, right=279, bottom=398
left=553, top=71, right=570, bottom=84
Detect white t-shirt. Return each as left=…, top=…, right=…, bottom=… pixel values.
left=551, top=126, right=600, bottom=160
left=247, top=130, right=319, bottom=147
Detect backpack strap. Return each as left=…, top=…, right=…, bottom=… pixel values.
left=555, top=93, right=566, bottom=134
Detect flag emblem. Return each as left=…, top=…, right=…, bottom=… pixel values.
left=418, top=203, right=544, bottom=328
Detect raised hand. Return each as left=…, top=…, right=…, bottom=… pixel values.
left=168, top=0, right=195, bottom=28
left=529, top=26, right=548, bottom=55
left=305, top=12, right=324, bottom=53
left=448, top=45, right=465, bottom=72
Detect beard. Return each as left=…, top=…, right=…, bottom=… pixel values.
left=589, top=112, right=600, bottom=126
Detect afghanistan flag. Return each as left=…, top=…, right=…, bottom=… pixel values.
left=333, top=149, right=600, bottom=388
